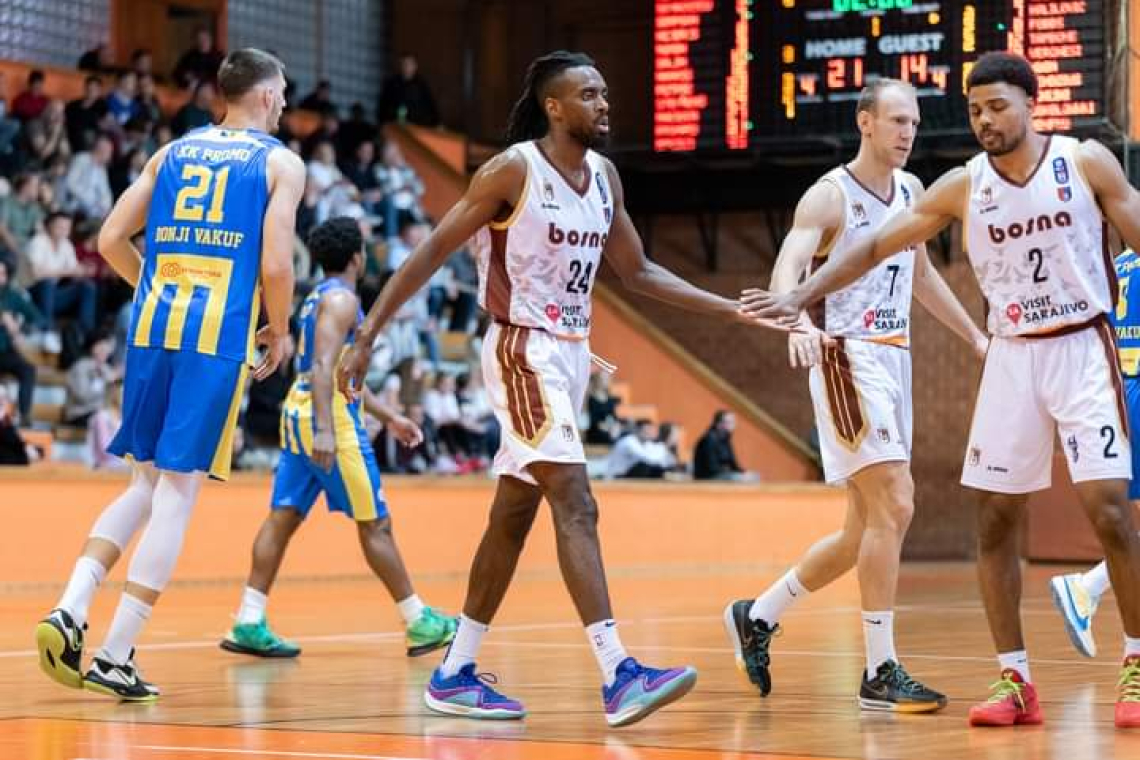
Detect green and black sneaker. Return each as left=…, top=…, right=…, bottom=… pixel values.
left=220, top=618, right=301, bottom=658
left=723, top=599, right=779, bottom=696
left=406, top=607, right=457, bottom=657
left=859, top=659, right=947, bottom=713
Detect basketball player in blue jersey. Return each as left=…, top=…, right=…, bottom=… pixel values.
left=1051, top=248, right=1140, bottom=659
left=34, top=49, right=305, bottom=701
left=219, top=217, right=457, bottom=659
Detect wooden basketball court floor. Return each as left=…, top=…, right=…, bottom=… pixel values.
left=4, top=474, right=1140, bottom=759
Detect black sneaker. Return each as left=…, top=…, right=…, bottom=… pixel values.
left=83, top=650, right=160, bottom=702
left=859, top=660, right=946, bottom=713
left=35, top=609, right=86, bottom=689
left=723, top=599, right=778, bottom=696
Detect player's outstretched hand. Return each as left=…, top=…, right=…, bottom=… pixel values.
left=254, top=326, right=294, bottom=381
left=336, top=343, right=370, bottom=402
left=387, top=414, right=424, bottom=448
left=788, top=321, right=832, bottom=368
left=740, top=288, right=804, bottom=326
left=311, top=429, right=336, bottom=472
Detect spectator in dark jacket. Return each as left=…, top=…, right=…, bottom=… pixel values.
left=693, top=410, right=757, bottom=481
left=172, top=27, right=225, bottom=89
left=377, top=54, right=439, bottom=126
left=0, top=258, right=43, bottom=425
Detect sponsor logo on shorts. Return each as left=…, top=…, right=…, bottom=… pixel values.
left=1067, top=434, right=1079, bottom=463
left=987, top=465, right=1009, bottom=474
left=969, top=447, right=981, bottom=466
left=561, top=423, right=576, bottom=442
left=877, top=428, right=890, bottom=443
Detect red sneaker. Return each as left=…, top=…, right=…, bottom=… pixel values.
left=1116, top=656, right=1140, bottom=728
left=968, top=669, right=1043, bottom=727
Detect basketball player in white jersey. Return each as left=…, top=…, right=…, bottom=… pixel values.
left=338, top=50, right=777, bottom=727
left=725, top=79, right=988, bottom=713
left=743, top=52, right=1140, bottom=729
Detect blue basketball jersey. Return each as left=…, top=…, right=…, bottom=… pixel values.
left=293, top=277, right=363, bottom=375
left=1115, top=250, right=1140, bottom=377
left=128, top=125, right=283, bottom=363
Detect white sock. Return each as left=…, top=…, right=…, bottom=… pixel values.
left=749, top=568, right=810, bottom=624
left=57, top=556, right=107, bottom=628
left=236, top=587, right=268, bottom=625
left=102, top=593, right=152, bottom=665
left=862, top=610, right=897, bottom=678
left=1125, top=636, right=1140, bottom=659
left=997, top=650, right=1031, bottom=683
left=1081, top=561, right=1112, bottom=599
left=586, top=619, right=630, bottom=687
left=439, top=614, right=488, bottom=678
left=396, top=594, right=426, bottom=625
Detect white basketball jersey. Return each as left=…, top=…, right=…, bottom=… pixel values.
left=470, top=141, right=614, bottom=340
left=810, top=166, right=916, bottom=346
left=964, top=135, right=1113, bottom=337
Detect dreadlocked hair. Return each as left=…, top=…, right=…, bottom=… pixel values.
left=504, top=50, right=595, bottom=144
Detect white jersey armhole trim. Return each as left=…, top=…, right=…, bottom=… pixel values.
left=489, top=155, right=531, bottom=231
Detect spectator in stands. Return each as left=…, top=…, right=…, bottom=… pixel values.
left=136, top=74, right=162, bottom=124
left=0, top=384, right=40, bottom=464
left=12, top=70, right=48, bottom=122
left=78, top=44, right=114, bottom=73
left=23, top=99, right=70, bottom=169
left=657, top=423, right=683, bottom=474
left=397, top=402, right=441, bottom=473
left=442, top=247, right=478, bottom=332
left=377, top=53, right=439, bottom=127
left=342, top=139, right=384, bottom=213
left=154, top=123, right=174, bottom=149
left=0, top=173, right=46, bottom=279
left=110, top=146, right=149, bottom=199
left=0, top=72, right=21, bottom=163
left=457, top=371, right=495, bottom=464
left=88, top=379, right=126, bottom=470
left=131, top=49, right=156, bottom=81
left=423, top=372, right=471, bottom=461
left=693, top=410, right=757, bottom=482
left=337, top=102, right=377, bottom=157
left=376, top=142, right=425, bottom=238
left=173, top=27, right=225, bottom=89
left=172, top=81, right=216, bottom=136
left=105, top=71, right=141, bottom=127
left=301, top=111, right=340, bottom=159
left=0, top=258, right=43, bottom=425
left=606, top=419, right=675, bottom=479
left=63, top=133, right=114, bottom=219
left=585, top=370, right=624, bottom=445
left=65, top=75, right=110, bottom=151
left=299, top=79, right=337, bottom=115
left=306, top=140, right=361, bottom=223
left=64, top=328, right=120, bottom=427
left=27, top=211, right=97, bottom=349
left=385, top=218, right=429, bottom=273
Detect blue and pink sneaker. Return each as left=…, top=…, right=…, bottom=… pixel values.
left=423, top=663, right=526, bottom=720
left=603, top=657, right=698, bottom=727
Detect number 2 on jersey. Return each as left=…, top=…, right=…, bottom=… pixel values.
left=173, top=164, right=230, bottom=223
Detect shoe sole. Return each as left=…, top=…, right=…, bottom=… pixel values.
left=422, top=689, right=525, bottom=720
left=969, top=713, right=1043, bottom=727
left=859, top=696, right=947, bottom=714
left=606, top=668, right=698, bottom=728
left=407, top=638, right=453, bottom=658
left=82, top=678, right=159, bottom=703
left=219, top=638, right=301, bottom=659
left=35, top=621, right=82, bottom=689
left=1049, top=577, right=1095, bottom=658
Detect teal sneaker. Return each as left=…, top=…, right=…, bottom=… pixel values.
left=220, top=618, right=301, bottom=658
left=406, top=607, right=457, bottom=657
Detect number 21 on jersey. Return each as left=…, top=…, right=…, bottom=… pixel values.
left=173, top=164, right=230, bottom=223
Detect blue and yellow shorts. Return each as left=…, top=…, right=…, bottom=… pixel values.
left=270, top=383, right=388, bottom=521
left=108, top=345, right=247, bottom=480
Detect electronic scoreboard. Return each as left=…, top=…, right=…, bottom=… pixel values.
left=653, top=0, right=1106, bottom=152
